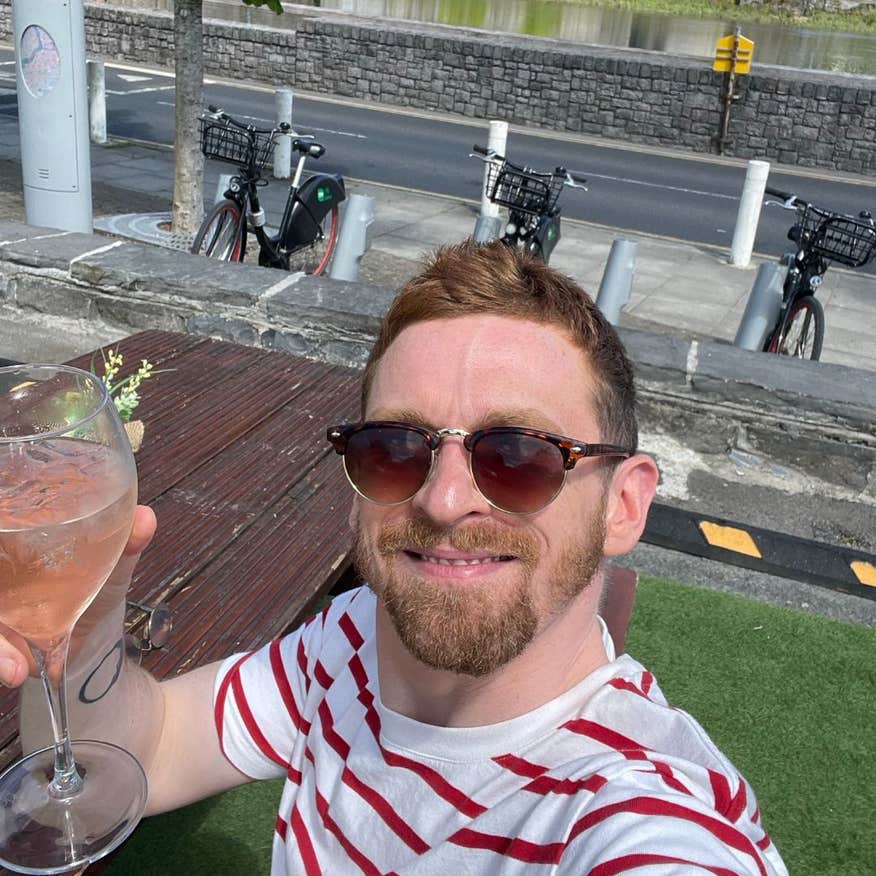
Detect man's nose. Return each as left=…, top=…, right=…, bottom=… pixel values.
left=409, top=438, right=493, bottom=524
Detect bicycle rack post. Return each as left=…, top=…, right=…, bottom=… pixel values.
left=733, top=261, right=787, bottom=351
left=273, top=87, right=293, bottom=180
left=596, top=239, right=637, bottom=325
left=87, top=60, right=106, bottom=145
left=472, top=215, right=504, bottom=243
left=730, top=160, right=770, bottom=267
left=481, top=120, right=508, bottom=218
left=213, top=173, right=232, bottom=204
left=329, top=193, right=375, bottom=282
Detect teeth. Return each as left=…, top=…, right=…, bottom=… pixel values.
left=421, top=554, right=506, bottom=566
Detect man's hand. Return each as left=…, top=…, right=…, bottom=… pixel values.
left=0, top=505, right=157, bottom=687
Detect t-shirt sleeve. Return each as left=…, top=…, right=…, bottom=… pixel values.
left=212, top=598, right=339, bottom=780
left=559, top=765, right=788, bottom=876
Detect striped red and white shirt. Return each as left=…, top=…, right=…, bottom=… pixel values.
left=214, top=587, right=788, bottom=875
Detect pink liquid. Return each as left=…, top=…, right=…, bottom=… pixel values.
left=0, top=439, right=136, bottom=648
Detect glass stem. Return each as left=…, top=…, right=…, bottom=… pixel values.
left=30, top=635, right=83, bottom=799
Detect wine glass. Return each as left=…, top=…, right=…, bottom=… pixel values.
left=0, top=364, right=146, bottom=874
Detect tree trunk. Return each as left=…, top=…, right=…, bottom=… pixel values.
left=172, top=0, right=204, bottom=234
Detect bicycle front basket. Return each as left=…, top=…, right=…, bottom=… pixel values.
left=199, top=119, right=276, bottom=170
left=486, top=160, right=562, bottom=216
left=812, top=215, right=876, bottom=268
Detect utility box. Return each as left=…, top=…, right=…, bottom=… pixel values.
left=13, top=0, right=92, bottom=232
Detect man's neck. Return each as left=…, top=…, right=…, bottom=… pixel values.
left=374, top=587, right=609, bottom=727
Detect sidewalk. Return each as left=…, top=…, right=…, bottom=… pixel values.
left=0, top=125, right=873, bottom=371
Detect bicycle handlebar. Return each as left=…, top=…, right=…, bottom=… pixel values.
left=203, top=106, right=326, bottom=159
left=470, top=144, right=586, bottom=188
left=204, top=105, right=289, bottom=138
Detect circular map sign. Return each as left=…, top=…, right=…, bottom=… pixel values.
left=20, top=25, right=61, bottom=99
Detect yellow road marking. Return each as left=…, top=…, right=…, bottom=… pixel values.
left=851, top=561, right=876, bottom=588
left=698, top=522, right=762, bottom=558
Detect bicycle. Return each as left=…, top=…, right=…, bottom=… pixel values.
left=191, top=106, right=346, bottom=275
left=469, top=144, right=586, bottom=264
left=759, top=186, right=875, bottom=360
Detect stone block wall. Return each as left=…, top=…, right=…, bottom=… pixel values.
left=0, top=220, right=393, bottom=369
left=0, top=3, right=872, bottom=173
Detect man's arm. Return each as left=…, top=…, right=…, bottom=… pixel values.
left=14, top=507, right=250, bottom=815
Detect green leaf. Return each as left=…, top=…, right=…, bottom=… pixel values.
left=240, top=0, right=284, bottom=13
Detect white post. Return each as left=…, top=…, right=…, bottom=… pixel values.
left=214, top=173, right=232, bottom=204
left=329, top=193, right=375, bottom=282
left=274, top=87, right=293, bottom=180
left=481, top=120, right=508, bottom=218
left=596, top=239, right=637, bottom=325
left=87, top=59, right=106, bottom=144
left=730, top=160, right=770, bottom=267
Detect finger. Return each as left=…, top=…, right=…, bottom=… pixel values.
left=123, top=504, right=157, bottom=557
left=110, top=505, right=157, bottom=590
left=0, top=634, right=29, bottom=688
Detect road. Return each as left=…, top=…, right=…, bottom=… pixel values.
left=1, top=51, right=874, bottom=269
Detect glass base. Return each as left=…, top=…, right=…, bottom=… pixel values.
left=0, top=740, right=147, bottom=875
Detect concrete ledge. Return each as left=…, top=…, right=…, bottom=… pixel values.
left=0, top=219, right=872, bottom=491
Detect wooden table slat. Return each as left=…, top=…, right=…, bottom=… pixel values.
left=143, top=463, right=354, bottom=676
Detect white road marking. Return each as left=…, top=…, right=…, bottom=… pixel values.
left=117, top=73, right=152, bottom=83
left=107, top=85, right=176, bottom=96
left=155, top=102, right=367, bottom=139
left=584, top=170, right=738, bottom=201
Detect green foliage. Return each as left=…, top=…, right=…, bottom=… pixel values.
left=574, top=0, right=876, bottom=34
left=241, top=0, right=285, bottom=13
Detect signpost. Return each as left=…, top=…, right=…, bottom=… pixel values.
left=712, top=27, right=754, bottom=156
left=13, top=0, right=92, bottom=232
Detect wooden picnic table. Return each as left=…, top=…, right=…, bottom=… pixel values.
left=0, top=329, right=362, bottom=773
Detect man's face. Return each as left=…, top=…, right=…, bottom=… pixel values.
left=352, top=314, right=611, bottom=677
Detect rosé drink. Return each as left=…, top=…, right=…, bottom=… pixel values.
left=0, top=438, right=136, bottom=650
left=0, top=363, right=147, bottom=875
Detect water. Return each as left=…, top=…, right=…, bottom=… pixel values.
left=194, top=0, right=876, bottom=75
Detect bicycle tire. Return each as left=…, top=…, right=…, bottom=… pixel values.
left=286, top=205, right=339, bottom=275
left=191, top=199, right=245, bottom=262
left=776, top=295, right=825, bottom=361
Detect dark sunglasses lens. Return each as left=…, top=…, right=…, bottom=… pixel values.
left=344, top=426, right=432, bottom=504
left=471, top=432, right=565, bottom=513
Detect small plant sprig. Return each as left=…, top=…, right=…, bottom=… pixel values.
left=91, top=347, right=168, bottom=422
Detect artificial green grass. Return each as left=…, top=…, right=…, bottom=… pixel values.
left=105, top=577, right=876, bottom=875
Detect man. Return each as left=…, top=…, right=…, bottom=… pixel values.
left=4, top=241, right=787, bottom=874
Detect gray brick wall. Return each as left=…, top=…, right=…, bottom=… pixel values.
left=0, top=3, right=872, bottom=172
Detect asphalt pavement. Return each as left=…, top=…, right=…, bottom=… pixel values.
left=0, top=123, right=874, bottom=629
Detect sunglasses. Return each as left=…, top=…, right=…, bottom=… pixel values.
left=326, top=421, right=633, bottom=515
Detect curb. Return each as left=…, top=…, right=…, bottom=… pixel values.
left=645, top=503, right=876, bottom=601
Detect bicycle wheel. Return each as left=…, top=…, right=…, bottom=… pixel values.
left=777, top=295, right=825, bottom=360
left=191, top=199, right=245, bottom=262
left=286, top=206, right=339, bottom=275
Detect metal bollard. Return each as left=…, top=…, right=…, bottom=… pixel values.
left=596, top=239, right=637, bottom=325
left=730, top=160, right=770, bottom=268
left=87, top=60, right=106, bottom=144
left=274, top=87, right=293, bottom=180
left=734, top=261, right=787, bottom=351
left=329, top=193, right=374, bottom=282
left=214, top=173, right=232, bottom=204
left=481, top=120, right=508, bottom=219
left=472, top=214, right=504, bottom=244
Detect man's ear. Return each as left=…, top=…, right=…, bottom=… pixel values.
left=348, top=500, right=359, bottom=533
left=602, top=454, right=659, bottom=557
